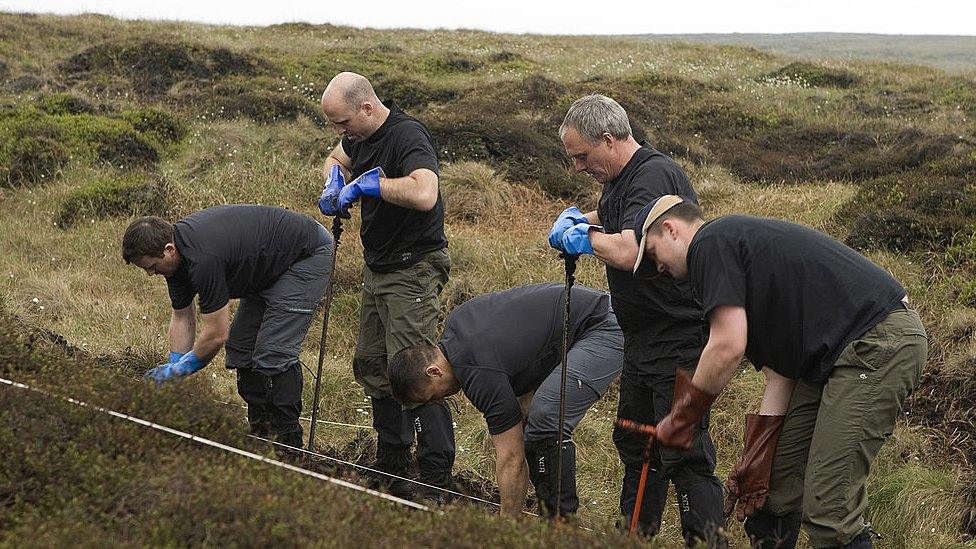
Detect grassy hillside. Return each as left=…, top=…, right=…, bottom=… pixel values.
left=1, top=11, right=975, bottom=547
left=638, top=33, right=976, bottom=73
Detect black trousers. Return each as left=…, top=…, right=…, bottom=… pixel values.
left=237, top=363, right=303, bottom=447
left=614, top=368, right=726, bottom=545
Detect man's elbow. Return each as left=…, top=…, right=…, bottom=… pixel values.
left=712, top=337, right=746, bottom=367
left=415, top=183, right=438, bottom=211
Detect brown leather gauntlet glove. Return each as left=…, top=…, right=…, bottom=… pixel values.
left=655, top=370, right=717, bottom=450
left=724, top=413, right=786, bottom=521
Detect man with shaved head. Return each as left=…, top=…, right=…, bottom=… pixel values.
left=317, top=72, right=454, bottom=500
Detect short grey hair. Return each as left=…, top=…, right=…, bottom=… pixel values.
left=559, top=94, right=633, bottom=143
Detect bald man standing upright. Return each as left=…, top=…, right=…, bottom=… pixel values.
left=317, top=72, right=454, bottom=500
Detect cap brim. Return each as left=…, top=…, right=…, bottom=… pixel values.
left=632, top=195, right=684, bottom=274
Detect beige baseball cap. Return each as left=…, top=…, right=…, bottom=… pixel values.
left=632, top=194, right=684, bottom=274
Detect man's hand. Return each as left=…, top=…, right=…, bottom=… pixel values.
left=144, top=351, right=206, bottom=384
left=337, top=167, right=385, bottom=210
left=318, top=165, right=350, bottom=218
left=724, top=413, right=785, bottom=521
left=559, top=223, right=598, bottom=256
left=548, top=206, right=589, bottom=251
left=656, top=370, right=717, bottom=449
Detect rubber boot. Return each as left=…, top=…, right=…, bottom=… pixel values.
left=524, top=438, right=579, bottom=518
left=744, top=509, right=801, bottom=549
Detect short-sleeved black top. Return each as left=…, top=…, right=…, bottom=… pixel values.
left=341, top=101, right=446, bottom=272
left=438, top=283, right=611, bottom=435
left=687, top=215, right=907, bottom=383
left=597, top=143, right=704, bottom=370
left=166, top=205, right=326, bottom=314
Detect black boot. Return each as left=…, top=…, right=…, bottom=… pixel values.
left=744, top=509, right=801, bottom=549
left=524, top=438, right=579, bottom=518
left=416, top=468, right=454, bottom=504
left=237, top=368, right=272, bottom=437
left=266, top=364, right=304, bottom=452
left=375, top=442, right=416, bottom=499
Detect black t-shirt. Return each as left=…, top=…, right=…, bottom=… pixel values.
left=341, top=101, right=446, bottom=272
left=166, top=205, right=326, bottom=314
left=688, top=215, right=907, bottom=383
left=437, top=283, right=611, bottom=436
left=597, top=143, right=704, bottom=370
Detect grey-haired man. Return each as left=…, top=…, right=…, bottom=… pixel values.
left=548, top=94, right=725, bottom=546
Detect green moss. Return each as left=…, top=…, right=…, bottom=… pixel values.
left=421, top=52, right=482, bottom=76
left=840, top=175, right=976, bottom=252
left=121, top=109, right=187, bottom=148
left=56, top=175, right=167, bottom=228
left=37, top=93, right=96, bottom=116
left=0, top=131, right=68, bottom=187
left=0, top=107, right=161, bottom=179
left=58, top=39, right=269, bottom=95
left=762, top=61, right=858, bottom=88
left=374, top=77, right=458, bottom=109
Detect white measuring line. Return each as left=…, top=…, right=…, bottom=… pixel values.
left=215, top=399, right=371, bottom=430
left=247, top=433, right=509, bottom=510
left=0, top=376, right=428, bottom=512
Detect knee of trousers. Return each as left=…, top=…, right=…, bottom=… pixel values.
left=225, top=342, right=254, bottom=370
left=613, top=427, right=652, bottom=467
left=352, top=355, right=392, bottom=398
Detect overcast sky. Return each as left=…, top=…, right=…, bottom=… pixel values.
left=2, top=0, right=974, bottom=35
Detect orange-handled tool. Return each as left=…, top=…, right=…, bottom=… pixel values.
left=614, top=418, right=657, bottom=535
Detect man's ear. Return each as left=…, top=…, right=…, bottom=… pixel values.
left=362, top=101, right=373, bottom=116
left=424, top=364, right=442, bottom=378
left=661, top=219, right=679, bottom=240
left=163, top=242, right=177, bottom=256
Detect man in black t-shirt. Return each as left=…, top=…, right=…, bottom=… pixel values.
left=388, top=284, right=623, bottom=518
left=121, top=205, right=333, bottom=449
left=318, top=72, right=454, bottom=498
left=634, top=196, right=927, bottom=549
left=550, top=94, right=724, bottom=544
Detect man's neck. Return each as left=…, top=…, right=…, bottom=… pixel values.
left=612, top=137, right=643, bottom=178
left=368, top=104, right=391, bottom=135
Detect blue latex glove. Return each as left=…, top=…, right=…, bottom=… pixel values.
left=168, top=351, right=185, bottom=363
left=318, top=165, right=350, bottom=218
left=145, top=351, right=206, bottom=384
left=548, top=206, right=589, bottom=251
left=337, top=167, right=384, bottom=211
left=560, top=223, right=595, bottom=255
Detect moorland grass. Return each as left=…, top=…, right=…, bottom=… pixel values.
left=0, top=11, right=974, bottom=547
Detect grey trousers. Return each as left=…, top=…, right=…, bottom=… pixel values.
left=523, top=311, right=623, bottom=442
left=224, top=241, right=333, bottom=374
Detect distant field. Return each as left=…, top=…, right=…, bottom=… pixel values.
left=638, top=33, right=976, bottom=72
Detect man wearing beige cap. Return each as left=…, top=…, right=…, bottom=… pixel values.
left=633, top=195, right=927, bottom=549
left=549, top=94, right=724, bottom=545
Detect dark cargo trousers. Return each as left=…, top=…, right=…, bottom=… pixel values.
left=613, top=341, right=725, bottom=545
left=352, top=248, right=455, bottom=484
left=224, top=237, right=333, bottom=448
left=745, top=307, right=927, bottom=548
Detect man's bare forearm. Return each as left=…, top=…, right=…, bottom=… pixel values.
left=496, top=451, right=529, bottom=517
left=168, top=308, right=195, bottom=354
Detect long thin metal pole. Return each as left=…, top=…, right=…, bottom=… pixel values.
left=555, top=252, right=577, bottom=519
left=307, top=216, right=343, bottom=451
